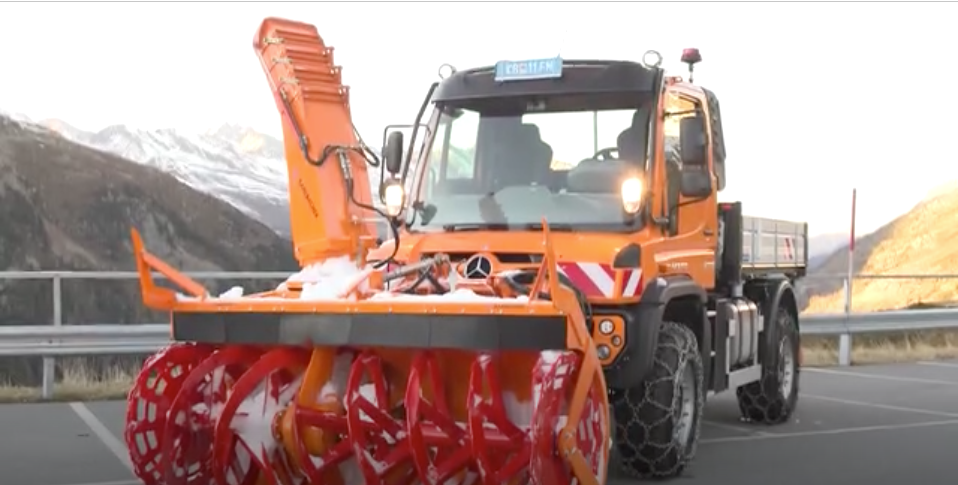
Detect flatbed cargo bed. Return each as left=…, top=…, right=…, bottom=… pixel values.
left=719, top=202, right=807, bottom=280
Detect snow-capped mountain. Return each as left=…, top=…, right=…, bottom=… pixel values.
left=2, top=110, right=386, bottom=238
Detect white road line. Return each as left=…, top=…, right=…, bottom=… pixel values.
left=702, top=419, right=770, bottom=436
left=917, top=360, right=958, bottom=369
left=803, top=393, right=958, bottom=418
left=68, top=402, right=134, bottom=473
left=804, top=367, right=958, bottom=386
left=700, top=418, right=958, bottom=445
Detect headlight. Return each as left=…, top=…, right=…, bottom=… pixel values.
left=598, top=319, right=615, bottom=335
left=621, top=177, right=643, bottom=214
left=383, top=180, right=405, bottom=217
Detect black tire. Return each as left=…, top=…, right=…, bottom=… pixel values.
left=611, top=321, right=705, bottom=479
left=735, top=305, right=800, bottom=424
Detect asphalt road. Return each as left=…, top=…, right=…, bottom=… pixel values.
left=5, top=361, right=958, bottom=485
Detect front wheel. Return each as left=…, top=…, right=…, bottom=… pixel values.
left=736, top=305, right=800, bottom=424
left=611, top=321, right=705, bottom=479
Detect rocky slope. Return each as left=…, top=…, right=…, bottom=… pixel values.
left=0, top=114, right=297, bottom=386
left=804, top=185, right=958, bottom=313
left=30, top=116, right=388, bottom=239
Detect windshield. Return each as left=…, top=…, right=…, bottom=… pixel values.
left=408, top=99, right=652, bottom=232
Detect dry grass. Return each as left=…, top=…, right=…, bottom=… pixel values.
left=0, top=358, right=139, bottom=403
left=801, top=330, right=958, bottom=366
left=2, top=331, right=958, bottom=403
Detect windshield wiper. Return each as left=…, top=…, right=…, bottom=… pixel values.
left=441, top=223, right=509, bottom=232
left=522, top=223, right=575, bottom=232
left=441, top=223, right=575, bottom=232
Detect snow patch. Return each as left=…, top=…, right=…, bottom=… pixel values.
left=281, top=256, right=372, bottom=300
left=219, top=286, right=244, bottom=299
left=369, top=288, right=530, bottom=304
left=175, top=258, right=532, bottom=304
left=229, top=374, right=303, bottom=471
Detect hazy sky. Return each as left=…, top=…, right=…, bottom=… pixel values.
left=1, top=1, right=955, bottom=236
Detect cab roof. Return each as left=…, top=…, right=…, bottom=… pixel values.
left=432, top=59, right=661, bottom=106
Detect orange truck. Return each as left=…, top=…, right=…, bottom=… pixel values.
left=123, top=18, right=807, bottom=485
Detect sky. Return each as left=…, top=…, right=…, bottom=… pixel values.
left=1, top=1, right=956, bottom=237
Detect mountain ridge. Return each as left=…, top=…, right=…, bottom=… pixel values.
left=1, top=110, right=387, bottom=240
left=0, top=112, right=298, bottom=386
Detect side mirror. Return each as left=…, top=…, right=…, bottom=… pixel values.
left=679, top=116, right=708, bottom=166
left=384, top=131, right=404, bottom=175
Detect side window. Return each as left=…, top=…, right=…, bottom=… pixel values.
left=662, top=93, right=700, bottom=234
left=421, top=110, right=479, bottom=199
left=443, top=110, right=479, bottom=179
left=702, top=88, right=726, bottom=191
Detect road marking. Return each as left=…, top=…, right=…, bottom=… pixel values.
left=68, top=402, right=134, bottom=473
left=803, top=393, right=958, bottom=418
left=700, top=418, right=958, bottom=445
left=702, top=419, right=770, bottom=436
left=917, top=360, right=958, bottom=369
left=804, top=367, right=958, bottom=386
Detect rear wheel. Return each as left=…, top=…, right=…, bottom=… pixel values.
left=611, top=321, right=704, bottom=479
left=736, top=304, right=800, bottom=424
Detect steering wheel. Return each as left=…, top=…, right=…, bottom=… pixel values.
left=593, top=147, right=619, bottom=160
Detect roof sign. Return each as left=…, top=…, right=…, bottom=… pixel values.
left=494, top=57, right=564, bottom=82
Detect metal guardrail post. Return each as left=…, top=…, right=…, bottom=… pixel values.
left=838, top=277, right=853, bottom=366
left=41, top=274, right=62, bottom=399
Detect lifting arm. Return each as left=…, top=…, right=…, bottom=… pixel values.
left=254, top=18, right=380, bottom=267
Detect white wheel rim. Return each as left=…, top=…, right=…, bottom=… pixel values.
left=779, top=336, right=795, bottom=400
left=673, top=362, right=696, bottom=446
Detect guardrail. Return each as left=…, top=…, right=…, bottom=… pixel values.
left=2, top=270, right=958, bottom=398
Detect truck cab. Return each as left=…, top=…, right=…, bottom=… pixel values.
left=373, top=49, right=806, bottom=480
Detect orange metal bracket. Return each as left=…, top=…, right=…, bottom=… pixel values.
left=130, top=228, right=209, bottom=310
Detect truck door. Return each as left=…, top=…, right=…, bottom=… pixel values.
left=662, top=92, right=719, bottom=262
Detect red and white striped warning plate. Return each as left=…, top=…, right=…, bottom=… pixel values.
left=557, top=262, right=643, bottom=299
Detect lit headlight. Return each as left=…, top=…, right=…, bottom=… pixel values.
left=383, top=180, right=405, bottom=217
left=621, top=177, right=643, bottom=214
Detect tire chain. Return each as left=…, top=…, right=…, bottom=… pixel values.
left=613, top=322, right=704, bottom=479
left=736, top=310, right=799, bottom=424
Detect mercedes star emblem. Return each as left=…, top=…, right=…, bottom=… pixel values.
left=463, top=254, right=493, bottom=279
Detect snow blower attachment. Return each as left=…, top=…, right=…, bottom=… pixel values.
left=123, top=17, right=610, bottom=485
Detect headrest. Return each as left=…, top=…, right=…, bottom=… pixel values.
left=631, top=106, right=651, bottom=128
left=517, top=123, right=542, bottom=140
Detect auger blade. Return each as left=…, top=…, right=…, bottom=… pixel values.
left=161, top=346, right=262, bottom=485
left=529, top=351, right=608, bottom=485
left=344, top=350, right=417, bottom=485
left=214, top=347, right=310, bottom=485
left=172, top=346, right=610, bottom=485
left=125, top=343, right=214, bottom=485
left=468, top=353, right=534, bottom=485
left=405, top=351, right=473, bottom=485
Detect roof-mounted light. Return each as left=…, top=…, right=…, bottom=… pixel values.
left=438, top=63, right=457, bottom=80
left=680, top=48, right=702, bottom=66
left=681, top=48, right=702, bottom=83
left=641, top=50, right=663, bottom=69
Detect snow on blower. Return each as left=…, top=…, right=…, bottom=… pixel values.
left=123, top=17, right=808, bottom=485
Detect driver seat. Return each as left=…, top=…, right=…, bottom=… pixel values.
left=617, top=106, right=652, bottom=162
left=491, top=123, right=554, bottom=189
